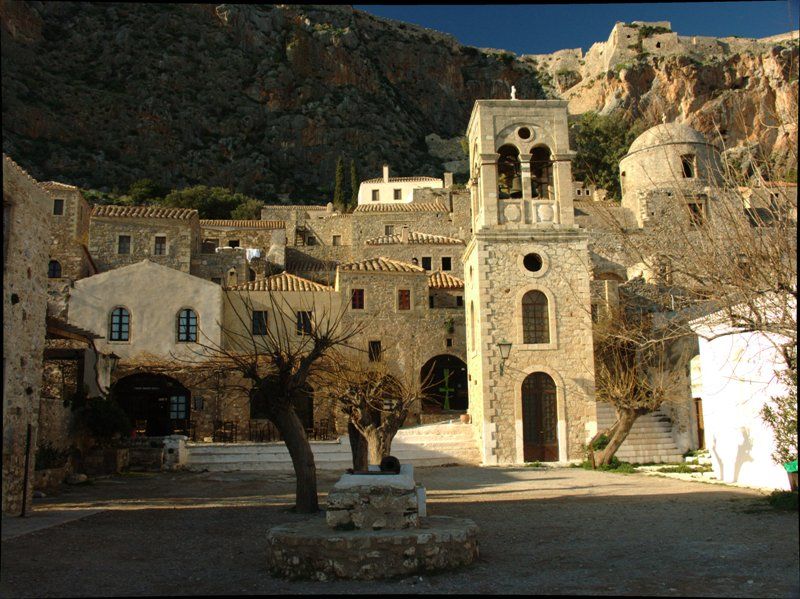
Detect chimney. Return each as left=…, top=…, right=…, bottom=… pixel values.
left=400, top=226, right=409, bottom=243
left=382, top=164, right=390, bottom=183
left=443, top=172, right=453, bottom=188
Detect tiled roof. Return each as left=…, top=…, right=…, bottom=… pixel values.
left=42, top=181, right=79, bottom=191
left=339, top=257, right=425, bottom=273
left=353, top=201, right=449, bottom=213
left=92, top=205, right=197, bottom=220
left=264, top=204, right=328, bottom=210
left=200, top=219, right=285, bottom=229
left=3, top=154, right=45, bottom=191
left=362, top=176, right=442, bottom=184
left=228, top=272, right=333, bottom=292
left=286, top=258, right=340, bottom=272
left=365, top=231, right=464, bottom=245
left=428, top=271, right=465, bottom=290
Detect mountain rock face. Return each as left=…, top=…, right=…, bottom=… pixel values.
left=1, top=4, right=797, bottom=200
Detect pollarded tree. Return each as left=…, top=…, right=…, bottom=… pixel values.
left=589, top=290, right=693, bottom=466
left=180, top=289, right=363, bottom=512
left=316, top=356, right=427, bottom=467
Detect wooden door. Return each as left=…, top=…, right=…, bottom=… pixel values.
left=522, top=373, right=558, bottom=461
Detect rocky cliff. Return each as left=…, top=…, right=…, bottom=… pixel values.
left=1, top=3, right=797, bottom=200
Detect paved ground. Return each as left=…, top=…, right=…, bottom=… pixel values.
left=1, top=466, right=797, bottom=597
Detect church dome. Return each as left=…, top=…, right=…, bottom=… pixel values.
left=627, top=122, right=710, bottom=156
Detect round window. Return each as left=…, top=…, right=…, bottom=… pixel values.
left=523, top=253, right=543, bottom=272
left=517, top=127, right=531, bottom=140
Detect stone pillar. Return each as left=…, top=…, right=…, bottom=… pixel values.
left=552, top=155, right=576, bottom=226
left=163, top=435, right=188, bottom=471
left=479, top=153, right=500, bottom=228
left=519, top=154, right=532, bottom=199
left=443, top=172, right=454, bottom=188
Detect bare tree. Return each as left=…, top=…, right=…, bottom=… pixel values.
left=589, top=293, right=693, bottom=466
left=585, top=93, right=797, bottom=465
left=177, top=288, right=363, bottom=513
left=316, top=356, right=428, bottom=467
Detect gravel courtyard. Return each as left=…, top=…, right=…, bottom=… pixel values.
left=1, top=465, right=797, bottom=597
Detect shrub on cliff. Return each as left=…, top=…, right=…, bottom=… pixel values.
left=570, top=112, right=644, bottom=200
left=159, top=185, right=258, bottom=219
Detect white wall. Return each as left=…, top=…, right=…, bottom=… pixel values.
left=357, top=180, right=443, bottom=205
left=693, top=329, right=792, bottom=490
left=69, top=260, right=223, bottom=361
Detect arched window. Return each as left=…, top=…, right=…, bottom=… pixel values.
left=522, top=290, right=549, bottom=344
left=176, top=308, right=198, bottom=343
left=530, top=146, right=553, bottom=200
left=109, top=307, right=130, bottom=342
left=48, top=260, right=62, bottom=278
left=497, top=144, right=522, bottom=199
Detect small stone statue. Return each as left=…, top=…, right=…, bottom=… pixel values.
left=511, top=85, right=517, bottom=100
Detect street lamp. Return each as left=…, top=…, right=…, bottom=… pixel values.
left=107, top=352, right=121, bottom=374
left=498, top=340, right=512, bottom=375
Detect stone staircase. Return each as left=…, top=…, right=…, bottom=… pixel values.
left=596, top=402, right=684, bottom=464
left=184, top=420, right=481, bottom=472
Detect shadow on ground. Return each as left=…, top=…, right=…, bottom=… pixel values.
left=1, top=466, right=797, bottom=597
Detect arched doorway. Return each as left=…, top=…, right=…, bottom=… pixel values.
left=521, top=372, right=558, bottom=461
left=112, top=373, right=191, bottom=437
left=421, top=355, right=468, bottom=412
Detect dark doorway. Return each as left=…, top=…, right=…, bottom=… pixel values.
left=521, top=372, right=558, bottom=461
left=113, top=373, right=191, bottom=437
left=421, top=355, right=468, bottom=411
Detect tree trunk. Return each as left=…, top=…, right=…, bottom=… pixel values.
left=348, top=421, right=368, bottom=471
left=593, top=408, right=640, bottom=467
left=365, top=428, right=392, bottom=465
left=269, top=401, right=319, bottom=513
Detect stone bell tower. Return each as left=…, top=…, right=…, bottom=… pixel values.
left=463, top=99, right=597, bottom=465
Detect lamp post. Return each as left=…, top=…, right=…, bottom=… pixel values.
left=498, top=340, right=512, bottom=375
left=107, top=352, right=121, bottom=375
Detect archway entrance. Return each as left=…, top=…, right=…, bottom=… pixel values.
left=421, top=355, right=468, bottom=412
left=113, top=373, right=191, bottom=437
left=521, top=372, right=558, bottom=461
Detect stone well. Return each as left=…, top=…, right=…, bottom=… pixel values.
left=266, top=464, right=479, bottom=580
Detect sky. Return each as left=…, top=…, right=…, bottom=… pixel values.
left=354, top=2, right=799, bottom=55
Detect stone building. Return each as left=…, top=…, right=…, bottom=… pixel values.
left=357, top=164, right=444, bottom=205
left=88, top=205, right=200, bottom=273
left=7, top=95, right=794, bottom=474
left=463, top=99, right=597, bottom=464
left=42, top=182, right=97, bottom=317
left=2, top=154, right=53, bottom=515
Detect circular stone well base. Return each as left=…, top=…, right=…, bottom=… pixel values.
left=266, top=516, right=479, bottom=581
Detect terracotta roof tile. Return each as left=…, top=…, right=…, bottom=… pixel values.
left=42, top=181, right=79, bottom=191
left=200, top=219, right=285, bottom=229
left=353, top=201, right=449, bottom=213
left=365, top=231, right=464, bottom=245
left=428, top=271, right=465, bottom=289
left=92, top=205, right=197, bottom=220
left=228, top=272, right=333, bottom=292
left=286, top=258, right=340, bottom=272
left=339, top=257, right=425, bottom=273
left=362, top=176, right=442, bottom=184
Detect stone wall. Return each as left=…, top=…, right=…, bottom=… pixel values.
left=468, top=231, right=598, bottom=464
left=89, top=215, right=199, bottom=273
left=2, top=154, right=51, bottom=515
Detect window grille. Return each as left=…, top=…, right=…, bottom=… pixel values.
left=522, top=290, right=549, bottom=344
